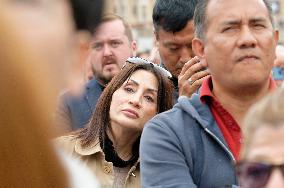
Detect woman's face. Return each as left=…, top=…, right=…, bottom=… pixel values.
left=109, top=69, right=158, bottom=132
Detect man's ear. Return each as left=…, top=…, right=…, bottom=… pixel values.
left=131, top=40, right=137, bottom=56
left=274, top=30, right=279, bottom=44
left=192, top=38, right=205, bottom=58
left=154, top=29, right=159, bottom=41
left=67, top=31, right=92, bottom=95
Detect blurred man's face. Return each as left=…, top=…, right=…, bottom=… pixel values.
left=194, top=0, right=278, bottom=92
left=155, top=21, right=195, bottom=78
left=89, top=19, right=136, bottom=86
left=4, top=0, right=76, bottom=90
left=241, top=125, right=284, bottom=188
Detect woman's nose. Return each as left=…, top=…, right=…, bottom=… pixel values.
left=129, top=93, right=142, bottom=108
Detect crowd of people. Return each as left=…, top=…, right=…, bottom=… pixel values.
left=1, top=0, right=284, bottom=187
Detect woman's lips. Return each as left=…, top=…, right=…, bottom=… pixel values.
left=122, top=109, right=139, bottom=119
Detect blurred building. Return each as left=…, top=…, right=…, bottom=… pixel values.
left=104, top=0, right=284, bottom=51
left=270, top=0, right=284, bottom=44
left=105, top=0, right=155, bottom=52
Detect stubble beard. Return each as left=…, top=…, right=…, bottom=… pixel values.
left=95, top=70, right=117, bottom=86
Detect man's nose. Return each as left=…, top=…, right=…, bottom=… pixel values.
left=102, top=44, right=112, bottom=56
left=180, top=46, right=194, bottom=63
left=237, top=26, right=257, bottom=48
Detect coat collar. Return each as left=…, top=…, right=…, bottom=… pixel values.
left=74, top=139, right=102, bottom=156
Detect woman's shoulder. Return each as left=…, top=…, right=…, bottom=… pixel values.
left=54, top=134, right=79, bottom=154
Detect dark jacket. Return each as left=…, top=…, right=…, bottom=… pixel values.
left=56, top=78, right=104, bottom=131
left=140, top=94, right=238, bottom=188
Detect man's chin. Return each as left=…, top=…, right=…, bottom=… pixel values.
left=103, top=72, right=119, bottom=81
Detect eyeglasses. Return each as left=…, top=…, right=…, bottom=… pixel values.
left=235, top=161, right=284, bottom=188
left=124, top=57, right=172, bottom=79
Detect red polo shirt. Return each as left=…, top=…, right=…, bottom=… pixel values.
left=200, top=77, right=276, bottom=160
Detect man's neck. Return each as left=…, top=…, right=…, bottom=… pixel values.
left=93, top=76, right=108, bottom=89
left=212, top=79, right=272, bottom=126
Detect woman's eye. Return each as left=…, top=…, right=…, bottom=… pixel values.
left=145, top=96, right=154, bottom=103
left=124, top=87, right=134, bottom=93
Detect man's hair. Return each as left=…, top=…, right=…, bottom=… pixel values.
left=153, top=0, right=197, bottom=33
left=194, top=0, right=274, bottom=39
left=70, top=0, right=104, bottom=33
left=241, top=88, right=284, bottom=158
left=94, top=14, right=134, bottom=42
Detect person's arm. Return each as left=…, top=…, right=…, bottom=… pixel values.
left=178, top=56, right=210, bottom=97
left=140, top=120, right=197, bottom=188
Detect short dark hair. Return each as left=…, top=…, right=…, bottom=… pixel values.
left=194, top=0, right=274, bottom=39
left=153, top=0, right=197, bottom=33
left=70, top=0, right=104, bottom=33
left=78, top=62, right=174, bottom=147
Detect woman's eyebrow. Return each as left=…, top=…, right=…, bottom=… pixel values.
left=128, top=79, right=158, bottom=93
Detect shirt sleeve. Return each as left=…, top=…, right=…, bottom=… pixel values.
left=140, top=119, right=198, bottom=188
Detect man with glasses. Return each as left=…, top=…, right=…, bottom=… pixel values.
left=56, top=15, right=137, bottom=132
left=140, top=0, right=277, bottom=187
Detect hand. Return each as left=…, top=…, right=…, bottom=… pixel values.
left=178, top=56, right=210, bottom=97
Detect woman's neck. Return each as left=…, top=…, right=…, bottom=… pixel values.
left=107, top=128, right=140, bottom=160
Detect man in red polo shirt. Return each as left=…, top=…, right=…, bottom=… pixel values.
left=140, top=0, right=278, bottom=187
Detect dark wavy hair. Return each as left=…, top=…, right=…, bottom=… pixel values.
left=78, top=63, right=174, bottom=147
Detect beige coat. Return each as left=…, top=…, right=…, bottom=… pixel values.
left=55, top=135, right=141, bottom=188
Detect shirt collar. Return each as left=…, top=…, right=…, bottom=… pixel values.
left=200, top=76, right=214, bottom=103
left=200, top=76, right=277, bottom=102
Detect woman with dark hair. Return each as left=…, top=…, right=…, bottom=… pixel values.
left=56, top=57, right=174, bottom=187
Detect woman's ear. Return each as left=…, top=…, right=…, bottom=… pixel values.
left=192, top=38, right=205, bottom=58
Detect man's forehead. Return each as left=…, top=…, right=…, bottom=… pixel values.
left=162, top=40, right=192, bottom=47
left=94, top=20, right=125, bottom=35
left=92, top=20, right=127, bottom=40
left=157, top=22, right=195, bottom=44
left=91, top=37, right=125, bottom=43
left=206, top=0, right=269, bottom=22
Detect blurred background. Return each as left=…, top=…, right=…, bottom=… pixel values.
left=104, top=0, right=284, bottom=54
left=104, top=0, right=157, bottom=55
